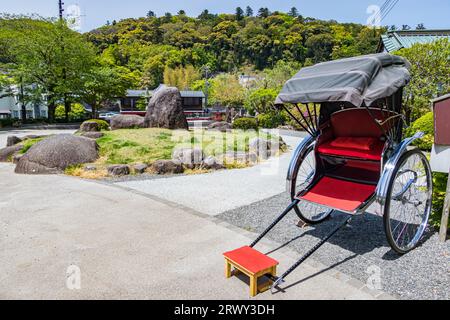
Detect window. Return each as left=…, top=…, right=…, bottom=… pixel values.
left=40, top=110, right=47, bottom=118
left=13, top=111, right=19, bottom=119
left=26, top=110, right=33, bottom=119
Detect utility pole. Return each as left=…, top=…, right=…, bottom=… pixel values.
left=59, top=0, right=64, bottom=19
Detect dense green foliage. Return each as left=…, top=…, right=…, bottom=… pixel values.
left=256, top=113, right=286, bottom=128
left=432, top=173, right=450, bottom=228
left=55, top=103, right=87, bottom=122
left=233, top=117, right=259, bottom=130
left=405, top=112, right=434, bottom=151
left=396, top=39, right=450, bottom=124
left=85, top=11, right=383, bottom=90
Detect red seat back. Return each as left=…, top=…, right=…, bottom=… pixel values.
left=330, top=108, right=390, bottom=139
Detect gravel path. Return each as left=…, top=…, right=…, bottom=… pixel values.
left=115, top=133, right=307, bottom=216
left=218, top=192, right=450, bottom=300
left=0, top=129, right=76, bottom=148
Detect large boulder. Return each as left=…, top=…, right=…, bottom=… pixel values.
left=144, top=87, right=188, bottom=130
left=110, top=115, right=145, bottom=130
left=0, top=145, right=23, bottom=162
left=172, top=147, right=205, bottom=169
left=151, top=160, right=184, bottom=175
left=249, top=138, right=272, bottom=160
left=81, top=132, right=104, bottom=139
left=15, top=134, right=99, bottom=175
left=201, top=156, right=225, bottom=170
left=80, top=121, right=100, bottom=132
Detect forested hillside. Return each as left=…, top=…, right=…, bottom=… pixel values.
left=86, top=8, right=384, bottom=89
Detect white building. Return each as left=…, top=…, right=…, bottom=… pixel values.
left=0, top=86, right=48, bottom=120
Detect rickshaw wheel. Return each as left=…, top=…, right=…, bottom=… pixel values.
left=383, top=149, right=433, bottom=254
left=290, top=147, right=332, bottom=224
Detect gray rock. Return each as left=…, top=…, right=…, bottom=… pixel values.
left=172, top=147, right=204, bottom=169
left=15, top=134, right=99, bottom=175
left=207, top=121, right=232, bottom=132
left=151, top=160, right=184, bottom=175
left=80, top=121, right=100, bottom=132
left=249, top=138, right=272, bottom=160
left=110, top=115, right=145, bottom=130
left=0, top=145, right=23, bottom=162
left=222, top=151, right=258, bottom=165
left=201, top=156, right=225, bottom=170
left=107, top=165, right=130, bottom=176
left=133, top=163, right=148, bottom=174
left=13, top=154, right=23, bottom=165
left=6, top=136, right=23, bottom=147
left=84, top=165, right=97, bottom=172
left=144, top=87, right=188, bottom=130
left=81, top=132, right=104, bottom=139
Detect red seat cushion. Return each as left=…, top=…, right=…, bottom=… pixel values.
left=330, top=137, right=378, bottom=151
left=299, top=177, right=376, bottom=212
left=318, top=139, right=385, bottom=161
left=223, top=246, right=279, bottom=274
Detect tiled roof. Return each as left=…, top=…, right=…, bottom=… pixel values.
left=180, top=90, right=205, bottom=98
left=379, top=29, right=450, bottom=52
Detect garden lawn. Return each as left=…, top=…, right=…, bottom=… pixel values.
left=95, top=128, right=274, bottom=166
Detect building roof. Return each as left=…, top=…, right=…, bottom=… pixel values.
left=431, top=93, right=450, bottom=104
left=378, top=29, right=450, bottom=53
left=126, top=90, right=150, bottom=97
left=180, top=90, right=205, bottom=98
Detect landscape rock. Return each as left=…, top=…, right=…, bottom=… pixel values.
left=133, top=163, right=148, bottom=174
left=110, top=115, right=145, bottom=130
left=151, top=160, right=184, bottom=175
left=222, top=151, right=258, bottom=165
left=15, top=134, right=99, bottom=175
left=172, top=147, right=204, bottom=169
left=201, top=156, right=225, bottom=170
left=80, top=121, right=100, bottom=132
left=107, top=165, right=130, bottom=176
left=144, top=87, right=188, bottom=130
left=0, top=145, right=23, bottom=162
left=6, top=136, right=22, bottom=147
left=207, top=121, right=232, bottom=132
left=249, top=138, right=272, bottom=160
left=81, top=132, right=104, bottom=139
left=13, top=154, right=23, bottom=165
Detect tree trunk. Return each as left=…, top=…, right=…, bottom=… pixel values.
left=64, top=95, right=71, bottom=123
left=48, top=102, right=56, bottom=123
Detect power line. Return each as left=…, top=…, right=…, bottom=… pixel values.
left=368, top=0, right=392, bottom=26
left=380, top=0, right=400, bottom=22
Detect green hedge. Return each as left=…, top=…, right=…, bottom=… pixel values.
left=232, top=117, right=258, bottom=131
left=432, top=173, right=450, bottom=229
left=256, top=113, right=286, bottom=129
left=82, top=119, right=110, bottom=131
left=0, top=118, right=13, bottom=128
left=405, top=112, right=434, bottom=151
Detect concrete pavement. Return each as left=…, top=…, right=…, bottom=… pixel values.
left=0, top=129, right=77, bottom=148
left=0, top=163, right=378, bottom=300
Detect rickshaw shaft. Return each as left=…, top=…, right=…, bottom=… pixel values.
left=272, top=215, right=352, bottom=290
left=250, top=199, right=300, bottom=248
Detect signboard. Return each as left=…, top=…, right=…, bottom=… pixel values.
left=430, top=94, right=450, bottom=242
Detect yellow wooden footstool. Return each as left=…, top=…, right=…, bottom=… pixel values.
left=223, top=246, right=279, bottom=297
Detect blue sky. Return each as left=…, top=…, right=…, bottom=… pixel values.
left=1, top=0, right=448, bottom=32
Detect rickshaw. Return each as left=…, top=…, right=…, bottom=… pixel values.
left=224, top=53, right=433, bottom=293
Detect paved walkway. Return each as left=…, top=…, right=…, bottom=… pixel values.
left=0, top=163, right=380, bottom=299
left=116, top=133, right=305, bottom=216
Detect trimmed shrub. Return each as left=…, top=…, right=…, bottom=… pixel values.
left=82, top=119, right=109, bottom=131
left=256, top=113, right=286, bottom=129
left=405, top=112, right=434, bottom=151
left=233, top=117, right=258, bottom=131
left=55, top=103, right=88, bottom=123
left=0, top=118, right=13, bottom=128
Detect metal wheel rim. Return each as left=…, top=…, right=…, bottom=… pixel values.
left=386, top=151, right=432, bottom=252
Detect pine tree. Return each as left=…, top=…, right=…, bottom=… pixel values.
left=257, top=8, right=270, bottom=18
left=147, top=11, right=155, bottom=18
left=288, top=7, right=298, bottom=17
left=245, top=6, right=253, bottom=17
left=235, top=7, right=244, bottom=21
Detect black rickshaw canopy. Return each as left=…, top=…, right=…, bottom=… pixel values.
left=275, top=53, right=411, bottom=107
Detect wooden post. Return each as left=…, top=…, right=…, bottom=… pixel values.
left=439, top=169, right=450, bottom=242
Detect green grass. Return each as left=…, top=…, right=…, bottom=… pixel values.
left=95, top=128, right=275, bottom=165
left=19, top=138, right=45, bottom=154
